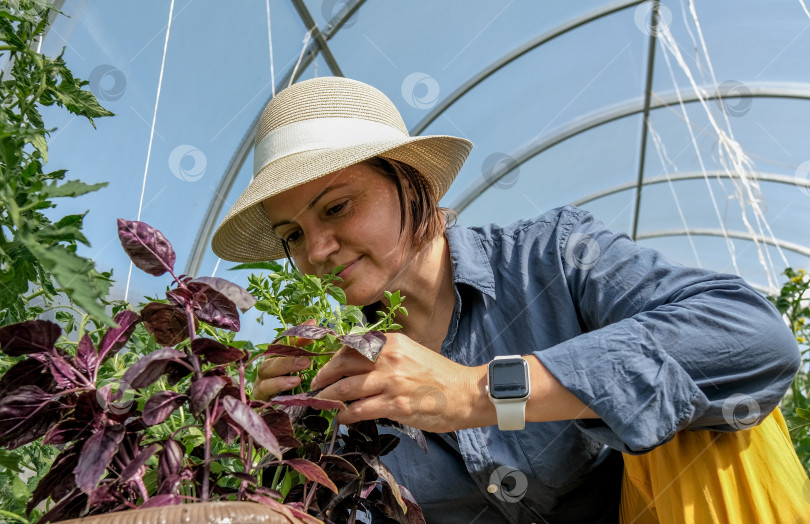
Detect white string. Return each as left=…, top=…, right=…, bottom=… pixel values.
left=290, top=28, right=314, bottom=88
left=124, top=0, right=175, bottom=301
left=265, top=0, right=275, bottom=97
left=798, top=0, right=810, bottom=19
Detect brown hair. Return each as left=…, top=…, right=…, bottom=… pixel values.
left=362, top=157, right=456, bottom=251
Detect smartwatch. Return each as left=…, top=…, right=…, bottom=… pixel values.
left=486, top=356, right=531, bottom=430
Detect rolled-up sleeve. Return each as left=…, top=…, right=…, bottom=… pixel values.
left=534, top=208, right=800, bottom=454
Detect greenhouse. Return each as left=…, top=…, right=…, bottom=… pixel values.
left=1, top=0, right=809, bottom=522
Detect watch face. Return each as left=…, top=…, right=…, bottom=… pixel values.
left=489, top=359, right=529, bottom=399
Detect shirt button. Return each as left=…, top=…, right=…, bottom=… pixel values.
left=486, top=484, right=498, bottom=494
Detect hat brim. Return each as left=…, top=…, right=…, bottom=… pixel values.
left=211, top=134, right=472, bottom=262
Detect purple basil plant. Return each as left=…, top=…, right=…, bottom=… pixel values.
left=0, top=219, right=425, bottom=523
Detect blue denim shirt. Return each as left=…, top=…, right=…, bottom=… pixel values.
left=378, top=206, right=799, bottom=523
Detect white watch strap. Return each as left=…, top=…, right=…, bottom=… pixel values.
left=494, top=399, right=527, bottom=431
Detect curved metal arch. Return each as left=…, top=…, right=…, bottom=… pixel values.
left=410, top=0, right=646, bottom=136
left=185, top=0, right=365, bottom=276
left=570, top=170, right=810, bottom=207
left=635, top=228, right=810, bottom=258
left=451, top=82, right=810, bottom=214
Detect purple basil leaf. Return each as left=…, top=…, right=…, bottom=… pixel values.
left=87, top=483, right=123, bottom=508
left=0, top=385, right=54, bottom=442
left=246, top=493, right=308, bottom=524
left=189, top=375, right=226, bottom=416
left=191, top=276, right=257, bottom=313
left=259, top=343, right=329, bottom=358
left=375, top=418, right=428, bottom=454
left=222, top=396, right=281, bottom=459
left=75, top=333, right=97, bottom=375
left=139, top=493, right=183, bottom=509
left=117, top=219, right=176, bottom=276
left=158, top=439, right=184, bottom=487
left=187, top=282, right=240, bottom=331
left=271, top=392, right=346, bottom=411
left=0, top=319, right=61, bottom=356
left=74, top=423, right=126, bottom=492
left=338, top=331, right=386, bottom=362
left=140, top=302, right=191, bottom=347
left=213, top=412, right=239, bottom=445
left=360, top=452, right=407, bottom=514
left=228, top=471, right=258, bottom=484
left=283, top=458, right=338, bottom=494
left=191, top=338, right=246, bottom=365
left=35, top=489, right=87, bottom=524
left=320, top=454, right=359, bottom=475
left=43, top=419, right=91, bottom=445
left=143, top=391, right=188, bottom=426
left=261, top=409, right=301, bottom=447
left=120, top=443, right=159, bottom=482
left=28, top=448, right=79, bottom=513
left=49, top=354, right=82, bottom=389
left=122, top=347, right=187, bottom=389
left=98, top=310, right=141, bottom=362
left=0, top=357, right=54, bottom=396
left=166, top=287, right=194, bottom=310
left=276, top=324, right=336, bottom=342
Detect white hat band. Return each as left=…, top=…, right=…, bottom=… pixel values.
left=253, top=117, right=409, bottom=175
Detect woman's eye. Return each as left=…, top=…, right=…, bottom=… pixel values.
left=285, top=230, right=302, bottom=244
left=326, top=202, right=346, bottom=216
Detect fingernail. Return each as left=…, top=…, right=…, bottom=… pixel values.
left=287, top=376, right=300, bottom=387
left=295, top=357, right=309, bottom=366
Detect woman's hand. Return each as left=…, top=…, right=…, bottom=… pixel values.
left=253, top=320, right=315, bottom=402
left=310, top=333, right=489, bottom=433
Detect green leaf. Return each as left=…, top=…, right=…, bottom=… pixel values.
left=28, top=133, right=47, bottom=163
left=26, top=242, right=113, bottom=324
left=41, top=179, right=107, bottom=198
left=796, top=407, right=810, bottom=421
left=11, top=476, right=29, bottom=502
left=230, top=261, right=283, bottom=272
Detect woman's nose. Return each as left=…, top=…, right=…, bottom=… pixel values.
left=306, top=227, right=339, bottom=266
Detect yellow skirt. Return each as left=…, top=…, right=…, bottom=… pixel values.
left=620, top=408, right=810, bottom=524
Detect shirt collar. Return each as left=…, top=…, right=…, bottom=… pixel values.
left=446, top=225, right=497, bottom=300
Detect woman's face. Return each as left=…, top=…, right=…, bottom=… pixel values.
left=262, top=163, right=413, bottom=306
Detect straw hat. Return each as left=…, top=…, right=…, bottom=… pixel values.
left=210, top=76, right=473, bottom=262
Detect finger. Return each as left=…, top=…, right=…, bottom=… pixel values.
left=253, top=375, right=302, bottom=401
left=310, top=347, right=371, bottom=390
left=257, top=356, right=311, bottom=380
left=316, top=373, right=378, bottom=404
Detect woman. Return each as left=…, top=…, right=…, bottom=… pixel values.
left=212, top=77, right=809, bottom=523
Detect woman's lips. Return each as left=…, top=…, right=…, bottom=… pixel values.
left=337, top=257, right=361, bottom=280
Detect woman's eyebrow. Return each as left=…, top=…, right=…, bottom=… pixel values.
left=271, top=182, right=350, bottom=230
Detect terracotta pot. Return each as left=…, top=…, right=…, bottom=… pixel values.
left=57, top=501, right=294, bottom=523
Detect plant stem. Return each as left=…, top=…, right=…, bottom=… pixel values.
left=0, top=509, right=30, bottom=524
